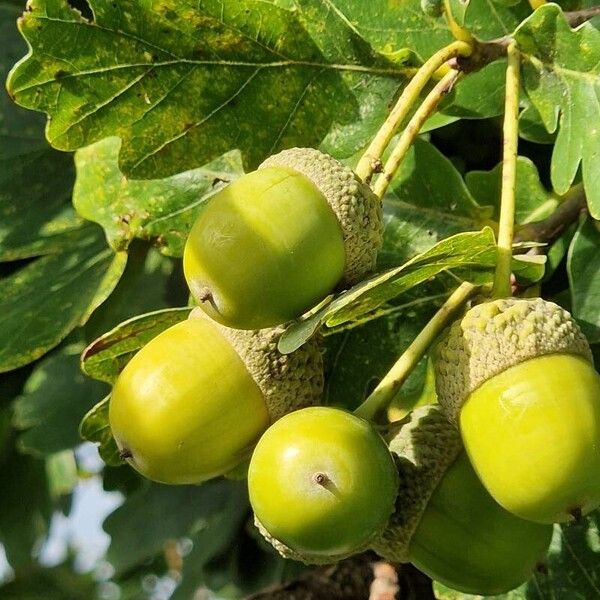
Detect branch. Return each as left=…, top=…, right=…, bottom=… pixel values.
left=514, top=186, right=588, bottom=246
left=454, top=6, right=600, bottom=73
left=565, top=6, right=600, bottom=28
left=243, top=553, right=435, bottom=600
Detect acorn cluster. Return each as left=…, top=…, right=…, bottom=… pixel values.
left=109, top=147, right=383, bottom=484
left=107, top=148, right=600, bottom=596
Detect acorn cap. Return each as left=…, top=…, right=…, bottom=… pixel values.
left=371, top=406, right=462, bottom=563
left=253, top=515, right=371, bottom=565
left=435, top=297, right=593, bottom=423
left=188, top=308, right=323, bottom=421
left=260, top=148, right=383, bottom=284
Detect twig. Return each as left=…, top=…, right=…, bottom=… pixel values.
left=565, top=6, right=600, bottom=27
left=354, top=281, right=478, bottom=422
left=355, top=41, right=472, bottom=184
left=455, top=6, right=600, bottom=73
left=492, top=41, right=520, bottom=299
left=514, top=185, right=587, bottom=245
left=373, top=69, right=460, bottom=199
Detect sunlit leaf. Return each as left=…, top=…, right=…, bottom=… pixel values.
left=0, top=225, right=127, bottom=373
left=82, top=307, right=191, bottom=384
left=8, top=0, right=405, bottom=177
left=73, top=138, right=244, bottom=256
left=515, top=4, right=600, bottom=218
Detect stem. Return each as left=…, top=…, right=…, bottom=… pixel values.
left=355, top=41, right=472, bottom=183
left=354, top=281, right=478, bottom=422
left=373, top=69, right=461, bottom=199
left=443, top=0, right=474, bottom=43
left=528, top=0, right=546, bottom=9
left=492, top=41, right=520, bottom=299
left=514, top=184, right=587, bottom=245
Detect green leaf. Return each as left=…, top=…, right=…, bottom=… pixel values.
left=0, top=2, right=83, bottom=262
left=519, top=102, right=556, bottom=144
left=171, top=487, right=251, bottom=600
left=79, top=395, right=120, bottom=466
left=12, top=343, right=109, bottom=456
left=8, top=0, right=405, bottom=178
left=464, top=0, right=532, bottom=40
left=280, top=227, right=545, bottom=353
left=82, top=307, right=192, bottom=384
left=466, top=157, right=560, bottom=225
left=0, top=225, right=127, bottom=373
left=567, top=216, right=600, bottom=343
left=323, top=300, right=439, bottom=412
left=45, top=450, right=78, bottom=498
left=84, top=245, right=186, bottom=341
left=0, top=562, right=95, bottom=599
left=440, top=61, right=507, bottom=120
left=104, top=479, right=247, bottom=575
left=290, top=0, right=421, bottom=158
left=279, top=229, right=498, bottom=353
left=73, top=138, right=245, bottom=256
left=528, top=512, right=600, bottom=599
left=514, top=4, right=600, bottom=218
left=375, top=138, right=488, bottom=271
left=309, top=0, right=454, bottom=61
left=0, top=443, right=51, bottom=568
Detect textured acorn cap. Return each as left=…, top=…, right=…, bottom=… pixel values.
left=188, top=308, right=323, bottom=421
left=253, top=515, right=373, bottom=565
left=260, top=148, right=383, bottom=284
left=371, top=406, right=462, bottom=563
left=435, top=297, right=593, bottom=423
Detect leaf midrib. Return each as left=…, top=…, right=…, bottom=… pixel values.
left=13, top=56, right=404, bottom=95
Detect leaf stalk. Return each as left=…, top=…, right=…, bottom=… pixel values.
left=354, top=281, right=478, bottom=422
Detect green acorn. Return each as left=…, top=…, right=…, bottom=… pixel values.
left=184, top=148, right=383, bottom=330
left=109, top=309, right=323, bottom=484
left=248, top=407, right=399, bottom=565
left=434, top=297, right=600, bottom=523
left=372, top=406, right=553, bottom=595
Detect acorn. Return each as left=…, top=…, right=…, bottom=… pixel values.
left=108, top=309, right=323, bottom=484
left=248, top=407, right=399, bottom=564
left=434, top=297, right=600, bottom=523
left=372, top=406, right=553, bottom=595
left=183, top=148, right=383, bottom=330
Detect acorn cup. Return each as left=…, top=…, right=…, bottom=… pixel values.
left=183, top=148, right=384, bottom=330
left=372, top=405, right=553, bottom=595
left=434, top=297, right=600, bottom=523
left=108, top=309, right=323, bottom=485
left=248, top=407, right=400, bottom=565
